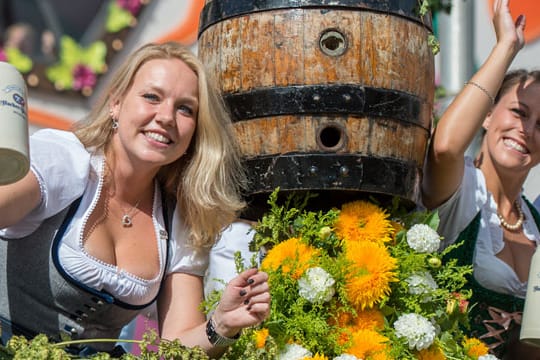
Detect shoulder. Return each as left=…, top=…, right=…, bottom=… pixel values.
left=23, top=129, right=91, bottom=229
left=30, top=128, right=86, bottom=149
left=436, top=157, right=489, bottom=247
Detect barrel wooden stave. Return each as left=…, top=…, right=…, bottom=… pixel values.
left=198, top=4, right=434, bottom=208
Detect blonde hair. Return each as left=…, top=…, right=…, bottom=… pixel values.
left=73, top=42, right=246, bottom=247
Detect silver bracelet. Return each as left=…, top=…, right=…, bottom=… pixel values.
left=464, top=81, right=495, bottom=105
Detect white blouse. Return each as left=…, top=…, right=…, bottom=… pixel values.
left=436, top=157, right=540, bottom=298
left=0, top=129, right=209, bottom=306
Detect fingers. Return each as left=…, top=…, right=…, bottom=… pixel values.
left=220, top=269, right=269, bottom=309
left=238, top=277, right=269, bottom=304
left=228, top=267, right=259, bottom=288
left=214, top=270, right=271, bottom=329
left=493, top=0, right=500, bottom=13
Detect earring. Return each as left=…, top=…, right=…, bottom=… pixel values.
left=112, top=119, right=119, bottom=130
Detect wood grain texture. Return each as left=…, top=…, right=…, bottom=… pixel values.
left=199, top=4, right=434, bottom=201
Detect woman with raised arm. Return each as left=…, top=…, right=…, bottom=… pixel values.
left=422, top=0, right=540, bottom=358
left=0, top=42, right=270, bottom=358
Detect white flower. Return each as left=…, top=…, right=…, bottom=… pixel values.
left=479, top=355, right=499, bottom=360
left=393, top=313, right=436, bottom=351
left=406, top=224, right=441, bottom=253
left=298, top=267, right=336, bottom=304
left=334, top=355, right=360, bottom=360
left=278, top=343, right=312, bottom=360
left=406, top=271, right=438, bottom=302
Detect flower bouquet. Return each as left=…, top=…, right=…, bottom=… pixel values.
left=2, top=189, right=501, bottom=359
left=211, top=189, right=499, bottom=360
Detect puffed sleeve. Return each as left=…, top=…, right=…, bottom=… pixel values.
left=0, top=129, right=90, bottom=238
left=436, top=157, right=488, bottom=249
left=166, top=204, right=210, bottom=277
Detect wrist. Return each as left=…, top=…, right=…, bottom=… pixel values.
left=206, top=316, right=240, bottom=347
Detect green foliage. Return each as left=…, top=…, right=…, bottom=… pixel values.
left=0, top=190, right=478, bottom=359
left=0, top=330, right=210, bottom=360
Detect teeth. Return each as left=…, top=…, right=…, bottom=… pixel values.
left=503, top=138, right=527, bottom=154
left=145, top=131, right=171, bottom=144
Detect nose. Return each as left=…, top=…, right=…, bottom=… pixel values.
left=155, top=101, right=176, bottom=127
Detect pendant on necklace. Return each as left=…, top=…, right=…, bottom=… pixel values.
left=122, top=214, right=133, bottom=227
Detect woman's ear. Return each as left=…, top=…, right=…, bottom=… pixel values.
left=482, top=111, right=493, bottom=131
left=109, top=98, right=120, bottom=120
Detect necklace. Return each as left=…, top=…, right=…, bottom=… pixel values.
left=119, top=199, right=142, bottom=227
left=497, top=200, right=524, bottom=232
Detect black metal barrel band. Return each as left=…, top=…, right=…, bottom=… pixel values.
left=244, top=153, right=420, bottom=200
left=225, top=84, right=426, bottom=129
left=199, top=0, right=433, bottom=37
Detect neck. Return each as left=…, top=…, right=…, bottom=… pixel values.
left=104, top=158, right=157, bottom=204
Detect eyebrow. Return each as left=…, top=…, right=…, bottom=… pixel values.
left=509, top=100, right=529, bottom=111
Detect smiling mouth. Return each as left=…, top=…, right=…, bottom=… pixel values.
left=503, top=138, right=528, bottom=154
left=144, top=131, right=171, bottom=144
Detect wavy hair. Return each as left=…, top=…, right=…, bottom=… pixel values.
left=72, top=42, right=246, bottom=247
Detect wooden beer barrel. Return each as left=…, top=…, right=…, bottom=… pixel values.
left=198, top=1, right=434, bottom=215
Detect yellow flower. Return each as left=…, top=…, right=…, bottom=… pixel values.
left=303, top=354, right=328, bottom=360
left=254, top=328, right=269, bottom=349
left=335, top=200, right=394, bottom=245
left=417, top=345, right=446, bottom=360
left=261, top=237, right=319, bottom=279
left=345, top=329, right=392, bottom=359
left=344, top=241, right=398, bottom=309
left=463, top=337, right=489, bottom=358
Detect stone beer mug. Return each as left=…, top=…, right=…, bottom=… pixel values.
left=0, top=61, right=29, bottom=185
left=520, top=247, right=540, bottom=347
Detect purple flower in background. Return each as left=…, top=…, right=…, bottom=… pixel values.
left=0, top=48, right=7, bottom=62
left=117, top=0, right=142, bottom=15
left=72, top=64, right=96, bottom=90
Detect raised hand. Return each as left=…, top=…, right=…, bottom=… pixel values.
left=492, top=0, right=526, bottom=54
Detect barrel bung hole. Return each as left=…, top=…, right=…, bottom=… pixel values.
left=317, top=124, right=345, bottom=150
left=319, top=30, right=347, bottom=57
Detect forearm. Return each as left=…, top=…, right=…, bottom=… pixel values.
left=433, top=41, right=518, bottom=161
left=0, top=171, right=41, bottom=228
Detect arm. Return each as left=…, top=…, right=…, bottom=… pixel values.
left=0, top=171, right=41, bottom=228
left=158, top=268, right=270, bottom=357
left=422, top=0, right=525, bottom=209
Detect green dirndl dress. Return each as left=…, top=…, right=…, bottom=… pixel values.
left=448, top=197, right=540, bottom=358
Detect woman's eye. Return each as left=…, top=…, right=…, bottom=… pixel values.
left=143, top=93, right=159, bottom=101
left=511, top=108, right=526, bottom=117
left=178, top=105, right=194, bottom=116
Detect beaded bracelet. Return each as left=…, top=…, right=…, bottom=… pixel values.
left=464, top=81, right=495, bottom=105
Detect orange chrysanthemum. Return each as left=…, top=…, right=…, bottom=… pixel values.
left=332, top=308, right=385, bottom=330
left=344, top=241, right=398, bottom=309
left=352, top=309, right=385, bottom=331
left=261, top=237, right=319, bottom=279
left=463, top=337, right=489, bottom=358
left=335, top=200, right=394, bottom=245
left=345, top=329, right=392, bottom=360
left=417, top=345, right=446, bottom=360
left=254, top=328, right=269, bottom=349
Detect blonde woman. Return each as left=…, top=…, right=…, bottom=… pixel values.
left=0, top=42, right=270, bottom=357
